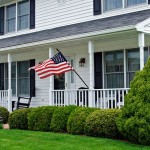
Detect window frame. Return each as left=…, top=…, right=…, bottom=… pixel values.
left=6, top=3, right=16, bottom=33
left=103, top=0, right=123, bottom=12
left=104, top=50, right=124, bottom=88
left=5, top=0, right=30, bottom=34
left=4, top=60, right=31, bottom=97
left=125, top=0, right=147, bottom=7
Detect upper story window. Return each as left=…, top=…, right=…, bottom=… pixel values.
left=126, top=0, right=147, bottom=7
left=0, top=0, right=35, bottom=35
left=93, top=0, right=148, bottom=15
left=18, top=0, right=30, bottom=30
left=6, top=4, right=16, bottom=32
left=6, top=0, right=29, bottom=33
left=104, top=0, right=122, bottom=12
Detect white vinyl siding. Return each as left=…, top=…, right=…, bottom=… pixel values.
left=0, top=0, right=149, bottom=39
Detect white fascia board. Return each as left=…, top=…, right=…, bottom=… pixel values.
left=0, top=25, right=135, bottom=52
left=136, top=17, right=150, bottom=32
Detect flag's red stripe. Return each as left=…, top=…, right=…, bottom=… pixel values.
left=37, top=67, right=72, bottom=76
left=35, top=62, right=70, bottom=72
left=39, top=69, right=72, bottom=79
left=36, top=64, right=72, bottom=74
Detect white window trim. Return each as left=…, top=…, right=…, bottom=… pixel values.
left=125, top=0, right=148, bottom=8
left=4, top=0, right=30, bottom=34
left=103, top=0, right=148, bottom=13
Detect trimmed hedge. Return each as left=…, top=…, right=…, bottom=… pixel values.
left=0, top=106, right=9, bottom=124
left=67, top=107, right=96, bottom=135
left=28, top=106, right=57, bottom=131
left=117, top=57, right=150, bottom=145
left=85, top=109, right=122, bottom=139
left=50, top=105, right=77, bottom=132
left=8, top=108, right=32, bottom=130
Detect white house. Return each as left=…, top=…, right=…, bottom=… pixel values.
left=0, top=0, right=150, bottom=112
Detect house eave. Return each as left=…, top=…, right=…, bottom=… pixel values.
left=0, top=25, right=135, bottom=52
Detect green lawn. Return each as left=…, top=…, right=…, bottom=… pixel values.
left=0, top=129, right=150, bottom=150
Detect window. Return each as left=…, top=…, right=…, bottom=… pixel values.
left=6, top=4, right=16, bottom=32
left=144, top=47, right=149, bottom=64
left=104, top=0, right=122, bottom=11
left=104, top=50, right=124, bottom=88
left=126, top=0, right=146, bottom=7
left=18, top=61, right=30, bottom=96
left=18, top=0, right=29, bottom=30
left=126, top=49, right=140, bottom=87
left=3, top=0, right=35, bottom=34
left=6, top=1, right=29, bottom=33
left=4, top=60, right=35, bottom=97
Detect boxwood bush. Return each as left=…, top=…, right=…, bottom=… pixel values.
left=85, top=109, right=121, bottom=139
left=0, top=106, right=9, bottom=124
left=67, top=107, right=96, bottom=135
left=28, top=106, right=57, bottom=131
left=117, top=57, right=150, bottom=145
left=8, top=108, right=32, bottom=130
left=50, top=105, right=77, bottom=132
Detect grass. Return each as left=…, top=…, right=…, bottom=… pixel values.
left=0, top=129, right=150, bottom=150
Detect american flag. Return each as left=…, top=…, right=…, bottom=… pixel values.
left=29, top=51, right=73, bottom=79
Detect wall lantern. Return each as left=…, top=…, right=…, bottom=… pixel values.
left=79, top=58, right=85, bottom=67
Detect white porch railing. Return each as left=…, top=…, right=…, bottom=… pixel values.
left=0, top=90, right=8, bottom=109
left=51, top=88, right=129, bottom=109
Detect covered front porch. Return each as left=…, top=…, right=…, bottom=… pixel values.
left=0, top=20, right=150, bottom=112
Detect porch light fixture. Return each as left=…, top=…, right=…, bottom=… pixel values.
left=79, top=58, right=85, bottom=67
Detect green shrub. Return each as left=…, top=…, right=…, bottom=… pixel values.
left=28, top=106, right=57, bottom=131
left=50, top=105, right=77, bottom=132
left=8, top=108, right=32, bottom=130
left=0, top=106, right=9, bottom=124
left=117, top=57, right=150, bottom=145
left=0, top=124, right=2, bottom=129
left=67, top=107, right=96, bottom=135
left=85, top=109, right=121, bottom=139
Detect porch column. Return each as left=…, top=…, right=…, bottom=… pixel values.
left=88, top=41, right=94, bottom=107
left=8, top=53, right=12, bottom=112
left=49, top=47, right=54, bottom=106
left=138, top=32, right=145, bottom=70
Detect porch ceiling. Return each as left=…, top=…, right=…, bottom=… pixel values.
left=0, top=0, right=13, bottom=5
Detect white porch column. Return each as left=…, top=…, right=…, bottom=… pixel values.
left=138, top=32, right=145, bottom=70
left=8, top=53, right=12, bottom=112
left=88, top=41, right=94, bottom=107
left=49, top=47, right=54, bottom=106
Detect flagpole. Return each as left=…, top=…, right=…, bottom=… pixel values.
left=56, top=49, right=89, bottom=89
left=72, top=69, right=89, bottom=89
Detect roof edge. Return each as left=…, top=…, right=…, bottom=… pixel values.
left=0, top=25, right=135, bottom=52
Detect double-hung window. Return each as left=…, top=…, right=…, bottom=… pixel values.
left=4, top=60, right=35, bottom=97
left=104, top=0, right=122, bottom=12
left=126, top=0, right=147, bottom=7
left=104, top=51, right=124, bottom=88
left=126, top=48, right=140, bottom=87
left=1, top=0, right=35, bottom=34
left=6, top=4, right=16, bottom=32
left=6, top=0, right=29, bottom=33
left=18, top=0, right=30, bottom=30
